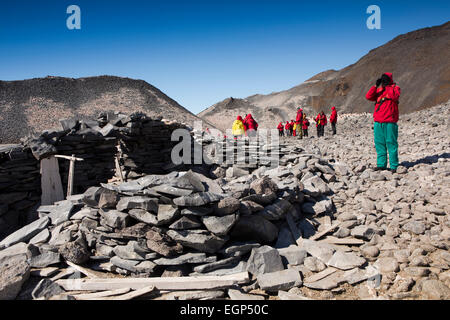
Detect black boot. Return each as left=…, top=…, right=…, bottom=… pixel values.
left=374, top=167, right=386, bottom=171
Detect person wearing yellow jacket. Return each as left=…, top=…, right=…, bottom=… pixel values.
left=232, top=115, right=245, bottom=138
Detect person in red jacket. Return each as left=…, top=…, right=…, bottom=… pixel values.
left=329, top=106, right=338, bottom=135
left=285, top=121, right=291, bottom=136
left=277, top=122, right=284, bottom=137
left=245, top=113, right=258, bottom=137
left=320, top=111, right=327, bottom=136
left=366, top=72, right=401, bottom=172
left=314, top=112, right=321, bottom=137
left=295, top=108, right=303, bottom=138
left=302, top=114, right=310, bottom=137
left=289, top=120, right=295, bottom=137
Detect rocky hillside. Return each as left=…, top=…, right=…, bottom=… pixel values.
left=199, top=21, right=450, bottom=131
left=0, top=76, right=215, bottom=143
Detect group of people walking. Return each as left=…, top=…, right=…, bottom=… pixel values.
left=231, top=113, right=259, bottom=138
left=277, top=106, right=338, bottom=138
left=228, top=71, right=400, bottom=173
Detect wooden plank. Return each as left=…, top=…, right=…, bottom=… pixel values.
left=40, top=156, right=65, bottom=205
left=115, top=156, right=124, bottom=182
left=30, top=267, right=60, bottom=278
left=57, top=272, right=250, bottom=291
left=73, top=287, right=132, bottom=300
left=51, top=268, right=76, bottom=281
left=286, top=211, right=302, bottom=246
left=102, top=286, right=155, bottom=300
left=65, top=261, right=110, bottom=279
left=67, top=155, right=75, bottom=197
left=304, top=267, right=338, bottom=284
left=310, top=222, right=341, bottom=241
left=55, top=155, right=84, bottom=161
left=321, top=236, right=365, bottom=245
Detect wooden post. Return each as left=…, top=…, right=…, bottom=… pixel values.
left=40, top=156, right=65, bottom=205
left=54, top=154, right=84, bottom=198
left=115, top=143, right=125, bottom=182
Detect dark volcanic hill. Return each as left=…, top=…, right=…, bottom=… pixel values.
left=199, top=21, right=450, bottom=131
left=0, top=76, right=214, bottom=143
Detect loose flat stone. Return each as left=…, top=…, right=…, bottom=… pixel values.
left=0, top=243, right=32, bottom=260
left=0, top=254, right=30, bottom=300
left=173, top=192, right=224, bottom=207
left=116, top=196, right=158, bottom=213
left=113, top=241, right=148, bottom=261
left=129, top=209, right=158, bottom=225
left=246, top=245, right=284, bottom=276
left=30, top=267, right=60, bottom=278
left=221, top=242, right=261, bottom=257
left=304, top=267, right=338, bottom=283
left=402, top=221, right=426, bottom=235
left=303, top=270, right=345, bottom=290
left=151, top=185, right=193, bottom=197
left=258, top=199, right=292, bottom=221
left=166, top=229, right=228, bottom=254
left=145, top=228, right=183, bottom=257
left=135, top=261, right=157, bottom=274
left=70, top=208, right=98, bottom=220
left=0, top=217, right=50, bottom=249
left=190, top=261, right=248, bottom=277
left=343, top=268, right=372, bottom=285
left=228, top=289, right=265, bottom=300
left=30, top=252, right=61, bottom=268
left=180, top=207, right=213, bottom=217
left=154, top=253, right=217, bottom=266
left=300, top=239, right=335, bottom=264
left=193, top=256, right=241, bottom=273
left=157, top=205, right=180, bottom=225
left=374, top=257, right=400, bottom=273
left=29, top=229, right=51, bottom=245
left=99, top=209, right=130, bottom=229
left=420, top=279, right=450, bottom=299
left=351, top=225, right=376, bottom=240
left=201, top=214, right=238, bottom=236
left=213, top=197, right=240, bottom=216
left=47, top=201, right=75, bottom=225
left=257, top=269, right=302, bottom=292
left=327, top=251, right=366, bottom=270
left=278, top=290, right=311, bottom=300
left=169, top=216, right=202, bottom=230
left=110, top=256, right=140, bottom=273
left=31, top=279, right=65, bottom=300
left=304, top=256, right=327, bottom=272
left=278, top=246, right=308, bottom=266
left=170, top=170, right=206, bottom=192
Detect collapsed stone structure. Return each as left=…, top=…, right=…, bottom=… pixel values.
left=0, top=112, right=198, bottom=240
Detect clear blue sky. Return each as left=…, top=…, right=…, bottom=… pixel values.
left=0, top=0, right=448, bottom=114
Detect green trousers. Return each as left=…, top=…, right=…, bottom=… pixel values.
left=374, top=122, right=399, bottom=170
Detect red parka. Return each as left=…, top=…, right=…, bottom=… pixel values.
left=330, top=107, right=337, bottom=123
left=295, top=109, right=303, bottom=124
left=302, top=118, right=310, bottom=130
left=314, top=114, right=321, bottom=127
left=277, top=122, right=284, bottom=131
left=285, top=121, right=290, bottom=130
left=245, top=114, right=258, bottom=131
left=320, top=113, right=327, bottom=126
left=365, top=73, right=400, bottom=123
